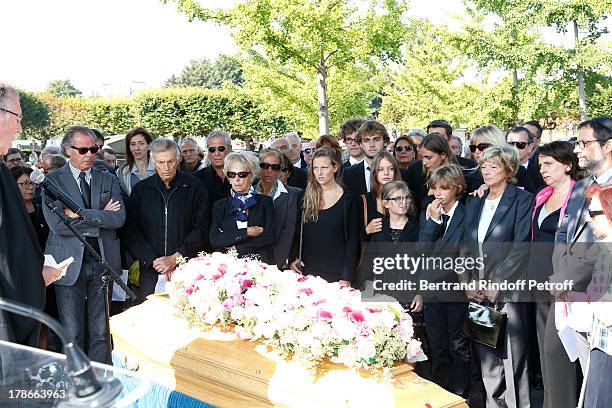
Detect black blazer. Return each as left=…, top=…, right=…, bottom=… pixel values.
left=369, top=216, right=419, bottom=243
left=457, top=155, right=477, bottom=169
left=527, top=148, right=546, bottom=192
left=210, top=194, right=276, bottom=264
left=272, top=186, right=302, bottom=269
left=342, top=161, right=410, bottom=196
left=195, top=165, right=231, bottom=209
left=287, top=167, right=308, bottom=190
left=462, top=185, right=533, bottom=297
left=342, top=160, right=353, bottom=169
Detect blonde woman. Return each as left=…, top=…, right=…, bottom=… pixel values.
left=290, top=146, right=359, bottom=285
left=209, top=152, right=276, bottom=264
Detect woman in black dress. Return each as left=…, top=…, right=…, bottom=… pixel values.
left=210, top=152, right=276, bottom=264
left=290, top=146, right=359, bottom=285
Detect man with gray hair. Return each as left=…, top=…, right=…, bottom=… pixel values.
left=284, top=131, right=307, bottom=169
left=271, top=137, right=307, bottom=189
left=179, top=137, right=204, bottom=173
left=42, top=125, right=125, bottom=362
left=0, top=83, right=60, bottom=347
left=195, top=130, right=233, bottom=210
left=125, top=138, right=210, bottom=303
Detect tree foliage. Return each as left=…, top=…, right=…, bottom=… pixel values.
left=165, top=55, right=244, bottom=88
left=162, top=0, right=409, bottom=137
left=46, top=79, right=82, bottom=98
left=18, top=90, right=50, bottom=139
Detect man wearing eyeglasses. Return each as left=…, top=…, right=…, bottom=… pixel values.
left=195, top=130, right=232, bottom=210
left=0, top=83, right=61, bottom=347
left=42, top=125, right=125, bottom=363
left=3, top=147, right=23, bottom=169
left=506, top=126, right=545, bottom=192
left=339, top=118, right=366, bottom=169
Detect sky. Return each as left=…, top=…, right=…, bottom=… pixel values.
left=2, top=0, right=600, bottom=96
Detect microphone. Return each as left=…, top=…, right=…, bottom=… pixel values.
left=31, top=169, right=83, bottom=215
left=0, top=297, right=123, bottom=406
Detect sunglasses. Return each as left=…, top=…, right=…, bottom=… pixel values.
left=303, top=148, right=313, bottom=155
left=385, top=195, right=410, bottom=203
left=227, top=171, right=251, bottom=179
left=469, top=143, right=491, bottom=153
left=208, top=146, right=226, bottom=153
left=259, top=162, right=281, bottom=171
left=508, top=141, right=528, bottom=149
left=70, top=145, right=99, bottom=155
left=395, top=146, right=414, bottom=153
left=589, top=209, right=605, bottom=218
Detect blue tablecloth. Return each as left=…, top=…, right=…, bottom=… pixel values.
left=112, top=351, right=217, bottom=408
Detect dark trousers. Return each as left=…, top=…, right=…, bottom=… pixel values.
left=584, top=348, right=612, bottom=408
left=536, top=300, right=577, bottom=408
left=423, top=301, right=470, bottom=398
left=55, top=258, right=109, bottom=363
left=480, top=302, right=530, bottom=408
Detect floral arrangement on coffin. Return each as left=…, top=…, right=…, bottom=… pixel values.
left=167, top=252, right=427, bottom=373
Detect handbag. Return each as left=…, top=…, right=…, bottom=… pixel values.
left=464, top=301, right=507, bottom=349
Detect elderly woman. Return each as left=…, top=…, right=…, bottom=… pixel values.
left=117, top=127, right=155, bottom=196
left=469, top=124, right=536, bottom=193
left=256, top=147, right=301, bottom=269
left=527, top=141, right=583, bottom=408
left=210, top=152, right=276, bottom=264
left=393, top=135, right=417, bottom=168
left=462, top=145, right=533, bottom=408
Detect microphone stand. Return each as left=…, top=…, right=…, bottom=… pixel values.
left=44, top=197, right=136, bottom=365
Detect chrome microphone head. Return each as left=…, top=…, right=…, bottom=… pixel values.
left=30, top=168, right=46, bottom=184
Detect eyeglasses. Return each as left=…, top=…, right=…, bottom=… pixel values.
left=208, top=146, right=226, bottom=153
left=227, top=171, right=251, bottom=179
left=589, top=209, right=605, bottom=218
left=0, top=108, right=22, bottom=120
left=385, top=195, right=410, bottom=204
left=70, top=145, right=99, bottom=155
left=469, top=143, right=492, bottom=153
left=259, top=162, right=281, bottom=171
left=303, top=148, right=313, bottom=155
left=344, top=137, right=357, bottom=145
left=395, top=146, right=414, bottom=153
left=508, top=141, right=528, bottom=149
left=17, top=181, right=35, bottom=189
left=576, top=139, right=601, bottom=150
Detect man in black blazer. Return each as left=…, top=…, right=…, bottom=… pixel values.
left=427, top=119, right=476, bottom=169
left=339, top=118, right=366, bottom=168
left=195, top=130, right=232, bottom=210
left=272, top=137, right=308, bottom=189
left=523, top=120, right=546, bottom=191
left=507, top=126, right=544, bottom=193
left=284, top=132, right=308, bottom=169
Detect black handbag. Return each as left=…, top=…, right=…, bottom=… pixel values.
left=464, top=301, right=507, bottom=349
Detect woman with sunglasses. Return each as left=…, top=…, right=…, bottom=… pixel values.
left=290, top=146, right=359, bottom=285
left=117, top=127, right=155, bottom=196
left=469, top=124, right=536, bottom=194
left=256, top=147, right=301, bottom=269
left=527, top=141, right=584, bottom=408
left=393, top=135, right=417, bottom=168
left=210, top=152, right=276, bottom=264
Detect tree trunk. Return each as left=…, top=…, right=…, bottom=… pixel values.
left=512, top=68, right=520, bottom=124
left=574, top=20, right=588, bottom=121
left=316, top=62, right=330, bottom=136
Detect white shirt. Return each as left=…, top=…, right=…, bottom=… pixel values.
left=522, top=161, right=529, bottom=169
left=364, top=163, right=371, bottom=193
left=68, top=162, right=91, bottom=193
left=595, top=167, right=612, bottom=185
left=478, top=196, right=502, bottom=243
left=272, top=179, right=288, bottom=201
left=428, top=200, right=459, bottom=235
left=293, top=158, right=305, bottom=168
left=349, top=156, right=365, bottom=166
left=538, top=204, right=550, bottom=228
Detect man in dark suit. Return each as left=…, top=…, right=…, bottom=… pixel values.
left=427, top=119, right=476, bottom=168
left=271, top=137, right=308, bottom=189
left=342, top=120, right=400, bottom=195
left=523, top=120, right=546, bottom=192
left=507, top=126, right=544, bottom=193
left=43, top=126, right=125, bottom=363
left=284, top=132, right=308, bottom=169
left=339, top=118, right=366, bottom=168
left=195, top=130, right=232, bottom=210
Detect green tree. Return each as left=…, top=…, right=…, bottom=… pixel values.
left=163, top=0, right=408, bottom=136
left=165, top=55, right=244, bottom=88
left=46, top=79, right=82, bottom=98
left=18, top=90, right=51, bottom=140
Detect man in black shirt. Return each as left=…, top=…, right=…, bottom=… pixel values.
left=426, top=119, right=476, bottom=168
left=195, top=131, right=232, bottom=209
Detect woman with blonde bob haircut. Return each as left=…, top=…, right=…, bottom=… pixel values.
left=291, top=146, right=359, bottom=285
left=210, top=152, right=276, bottom=263
left=462, top=144, right=534, bottom=408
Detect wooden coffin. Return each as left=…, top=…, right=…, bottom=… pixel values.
left=110, top=295, right=468, bottom=408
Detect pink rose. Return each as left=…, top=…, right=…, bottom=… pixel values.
left=222, top=298, right=234, bottom=311
left=342, top=306, right=353, bottom=313
left=299, top=288, right=313, bottom=296
left=350, top=310, right=365, bottom=323
left=297, top=276, right=309, bottom=282
left=317, top=310, right=333, bottom=320
left=313, top=299, right=327, bottom=306
left=218, top=264, right=228, bottom=275
left=407, top=339, right=423, bottom=359
left=367, top=308, right=381, bottom=313
left=241, top=279, right=253, bottom=289
left=185, top=286, right=194, bottom=296
left=195, top=274, right=205, bottom=281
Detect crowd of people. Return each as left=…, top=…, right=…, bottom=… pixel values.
left=1, top=82, right=611, bottom=408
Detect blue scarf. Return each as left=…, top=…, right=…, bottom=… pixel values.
left=231, top=190, right=257, bottom=221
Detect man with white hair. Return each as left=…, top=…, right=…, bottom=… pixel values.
left=195, top=131, right=232, bottom=209
left=271, top=137, right=307, bottom=189
left=284, top=131, right=307, bottom=169
left=179, top=137, right=205, bottom=173
left=126, top=138, right=210, bottom=303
